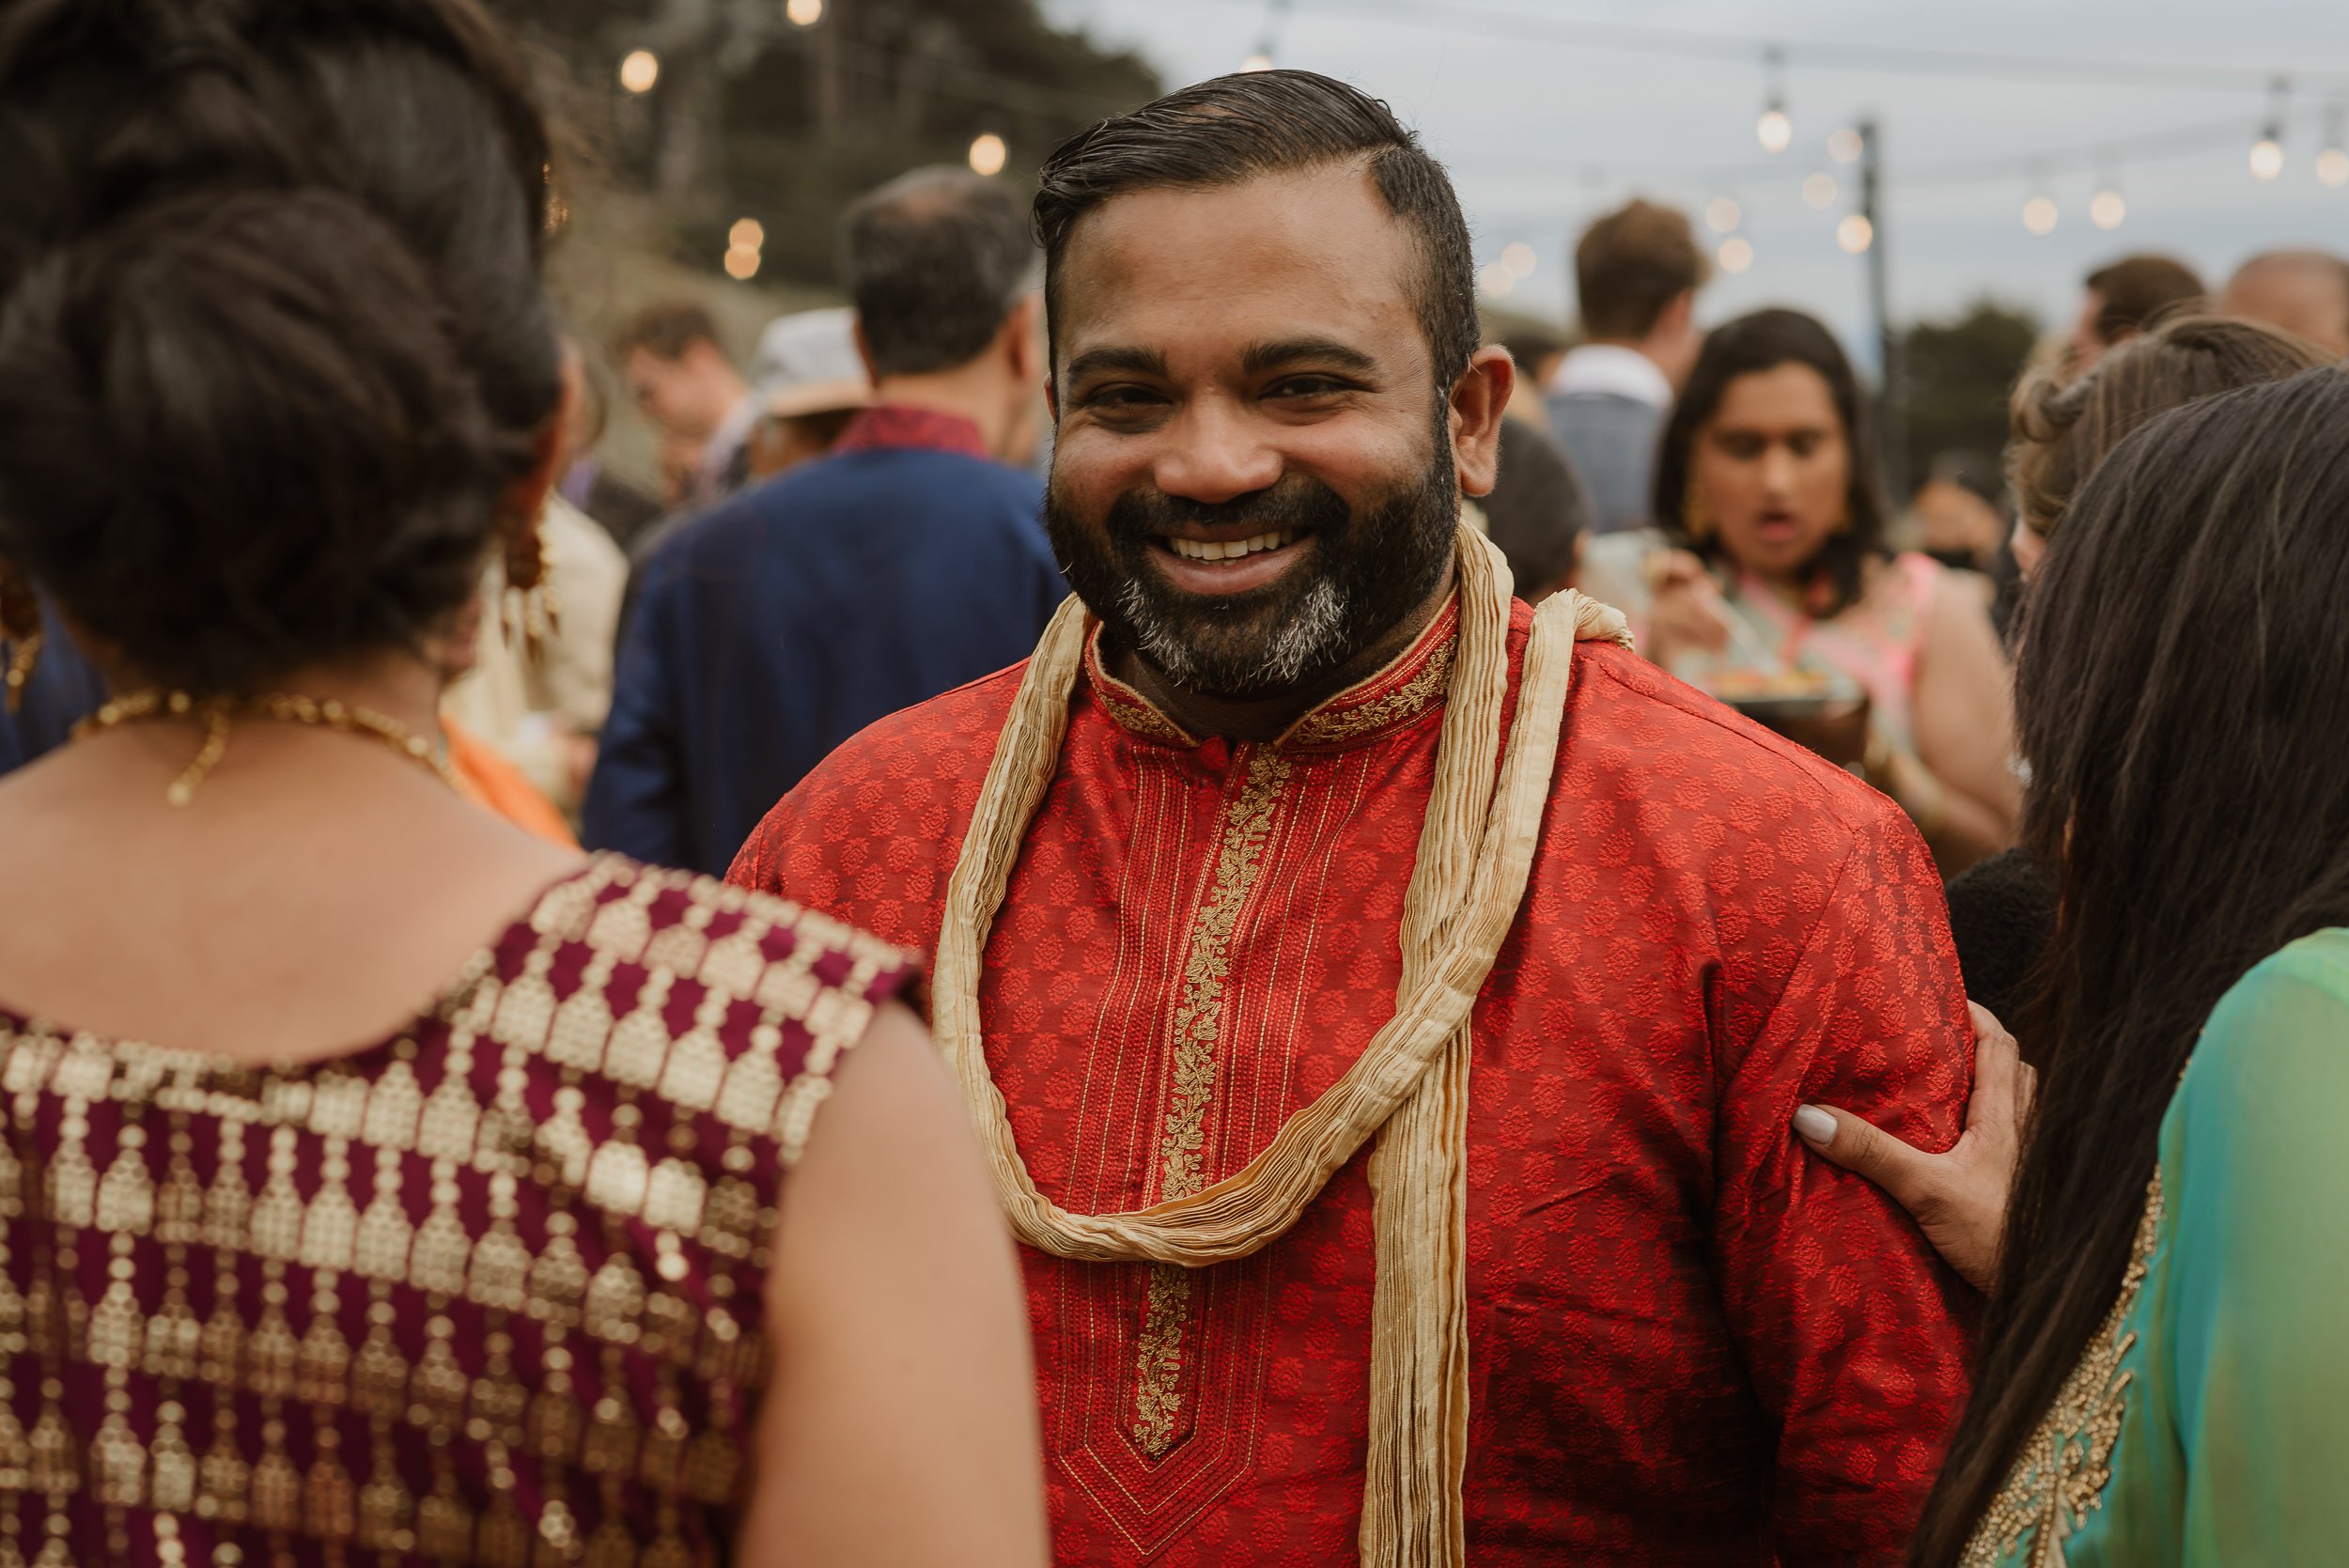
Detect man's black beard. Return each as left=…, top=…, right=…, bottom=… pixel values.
left=1044, top=431, right=1458, bottom=700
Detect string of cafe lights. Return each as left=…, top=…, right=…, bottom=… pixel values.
left=612, top=0, right=2349, bottom=288
left=1199, top=0, right=2349, bottom=298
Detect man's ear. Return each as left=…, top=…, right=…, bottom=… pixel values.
left=1451, top=345, right=1515, bottom=498
left=1657, top=288, right=1696, bottom=343
left=1004, top=292, right=1044, bottom=389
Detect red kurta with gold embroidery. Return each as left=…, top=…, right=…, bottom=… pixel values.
left=732, top=598, right=1975, bottom=1565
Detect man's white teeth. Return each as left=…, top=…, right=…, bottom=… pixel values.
left=1166, top=530, right=1299, bottom=562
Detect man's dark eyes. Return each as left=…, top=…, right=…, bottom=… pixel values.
left=1082, top=385, right=1167, bottom=411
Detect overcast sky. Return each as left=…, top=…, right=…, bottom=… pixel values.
left=1041, top=0, right=2349, bottom=365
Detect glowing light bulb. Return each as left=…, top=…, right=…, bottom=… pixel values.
left=968, top=132, right=1007, bottom=177
left=1500, top=241, right=1536, bottom=279
left=786, top=0, right=823, bottom=23
left=2320, top=147, right=2349, bottom=187
left=1717, top=237, right=1754, bottom=274
left=1240, top=52, right=1275, bottom=72
left=723, top=246, right=762, bottom=281
left=1836, top=214, right=1874, bottom=254
left=2250, top=136, right=2285, bottom=181
left=1478, top=263, right=1515, bottom=298
left=729, top=218, right=766, bottom=251
left=1828, top=128, right=1864, bottom=165
left=618, top=49, right=661, bottom=94
left=2022, top=194, right=2059, bottom=235
left=1704, top=195, right=1742, bottom=234
left=2090, top=188, right=2126, bottom=230
left=1757, top=106, right=1793, bottom=154
left=1802, top=172, right=1838, bottom=209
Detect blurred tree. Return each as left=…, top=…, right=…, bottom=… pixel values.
left=1895, top=299, right=2042, bottom=497
left=486, top=0, right=1159, bottom=287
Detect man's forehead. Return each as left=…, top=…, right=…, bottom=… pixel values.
left=1053, top=163, right=1422, bottom=368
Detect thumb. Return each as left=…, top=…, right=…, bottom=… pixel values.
left=1792, top=1103, right=1937, bottom=1211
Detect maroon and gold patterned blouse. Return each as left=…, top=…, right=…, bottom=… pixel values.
left=0, top=855, right=912, bottom=1567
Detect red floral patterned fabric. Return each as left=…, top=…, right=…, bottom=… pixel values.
left=0, top=856, right=913, bottom=1566
left=732, top=598, right=1977, bottom=1566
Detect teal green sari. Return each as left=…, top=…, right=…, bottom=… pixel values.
left=1967, top=927, right=2349, bottom=1566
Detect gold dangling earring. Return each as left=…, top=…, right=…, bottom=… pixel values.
left=0, top=561, right=45, bottom=715
left=499, top=505, right=560, bottom=663
left=1680, top=480, right=1715, bottom=542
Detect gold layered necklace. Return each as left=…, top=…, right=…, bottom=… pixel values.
left=71, top=690, right=456, bottom=805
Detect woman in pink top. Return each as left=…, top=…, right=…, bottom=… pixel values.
left=1643, top=309, right=2019, bottom=875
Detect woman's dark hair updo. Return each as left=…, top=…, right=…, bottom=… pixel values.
left=0, top=0, right=561, bottom=694
left=1652, top=307, right=1890, bottom=616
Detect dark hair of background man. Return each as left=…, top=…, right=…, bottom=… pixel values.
left=616, top=301, right=724, bottom=364
left=1032, top=70, right=1479, bottom=391
left=2083, top=255, right=2206, bottom=346
left=840, top=167, right=1037, bottom=379
left=1575, top=200, right=1707, bottom=341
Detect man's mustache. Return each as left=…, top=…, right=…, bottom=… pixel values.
left=1102, top=478, right=1353, bottom=542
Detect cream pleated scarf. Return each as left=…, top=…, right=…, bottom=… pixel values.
left=931, top=528, right=1630, bottom=1566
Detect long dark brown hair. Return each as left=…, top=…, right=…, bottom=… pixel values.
left=1653, top=307, right=1890, bottom=615
left=1911, top=365, right=2349, bottom=1561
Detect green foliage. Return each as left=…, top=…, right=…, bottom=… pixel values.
left=1897, top=298, right=2043, bottom=494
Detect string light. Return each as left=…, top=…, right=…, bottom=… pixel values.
left=2250, top=74, right=2288, bottom=181
left=2320, top=103, right=2349, bottom=187
left=1756, top=46, right=1792, bottom=154
left=1802, top=172, right=1838, bottom=209
left=1240, top=52, right=1275, bottom=71
left=618, top=49, right=660, bottom=94
left=2090, top=185, right=2127, bottom=229
left=968, top=132, right=1008, bottom=177
left=1500, top=241, right=1537, bottom=279
left=1836, top=214, right=1874, bottom=254
left=785, top=0, right=823, bottom=24
left=1717, top=237, right=1754, bottom=273
left=1704, top=195, right=1742, bottom=234
left=724, top=215, right=765, bottom=282
left=2022, top=194, right=2059, bottom=235
left=1478, top=263, right=1516, bottom=299
left=1827, top=128, right=1864, bottom=165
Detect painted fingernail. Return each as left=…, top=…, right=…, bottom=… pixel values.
left=1792, top=1106, right=1838, bottom=1144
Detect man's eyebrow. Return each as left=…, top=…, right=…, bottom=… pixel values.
left=1240, top=336, right=1378, bottom=377
left=1062, top=345, right=1169, bottom=382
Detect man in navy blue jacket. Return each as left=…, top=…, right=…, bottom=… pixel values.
left=584, top=167, right=1065, bottom=875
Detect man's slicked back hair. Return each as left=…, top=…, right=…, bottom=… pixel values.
left=1033, top=70, right=1479, bottom=391
left=841, top=166, right=1037, bottom=378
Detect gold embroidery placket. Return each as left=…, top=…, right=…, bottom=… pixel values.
left=1130, top=746, right=1292, bottom=1458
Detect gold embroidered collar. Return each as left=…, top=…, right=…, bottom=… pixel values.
left=1081, top=597, right=1463, bottom=754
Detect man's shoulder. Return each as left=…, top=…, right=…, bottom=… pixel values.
left=646, top=452, right=1046, bottom=576
left=730, top=660, right=1029, bottom=883
left=1561, top=639, right=1914, bottom=858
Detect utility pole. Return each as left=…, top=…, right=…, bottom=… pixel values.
left=1859, top=117, right=1907, bottom=502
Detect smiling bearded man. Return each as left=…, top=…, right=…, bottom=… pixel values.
left=731, top=71, right=1975, bottom=1567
